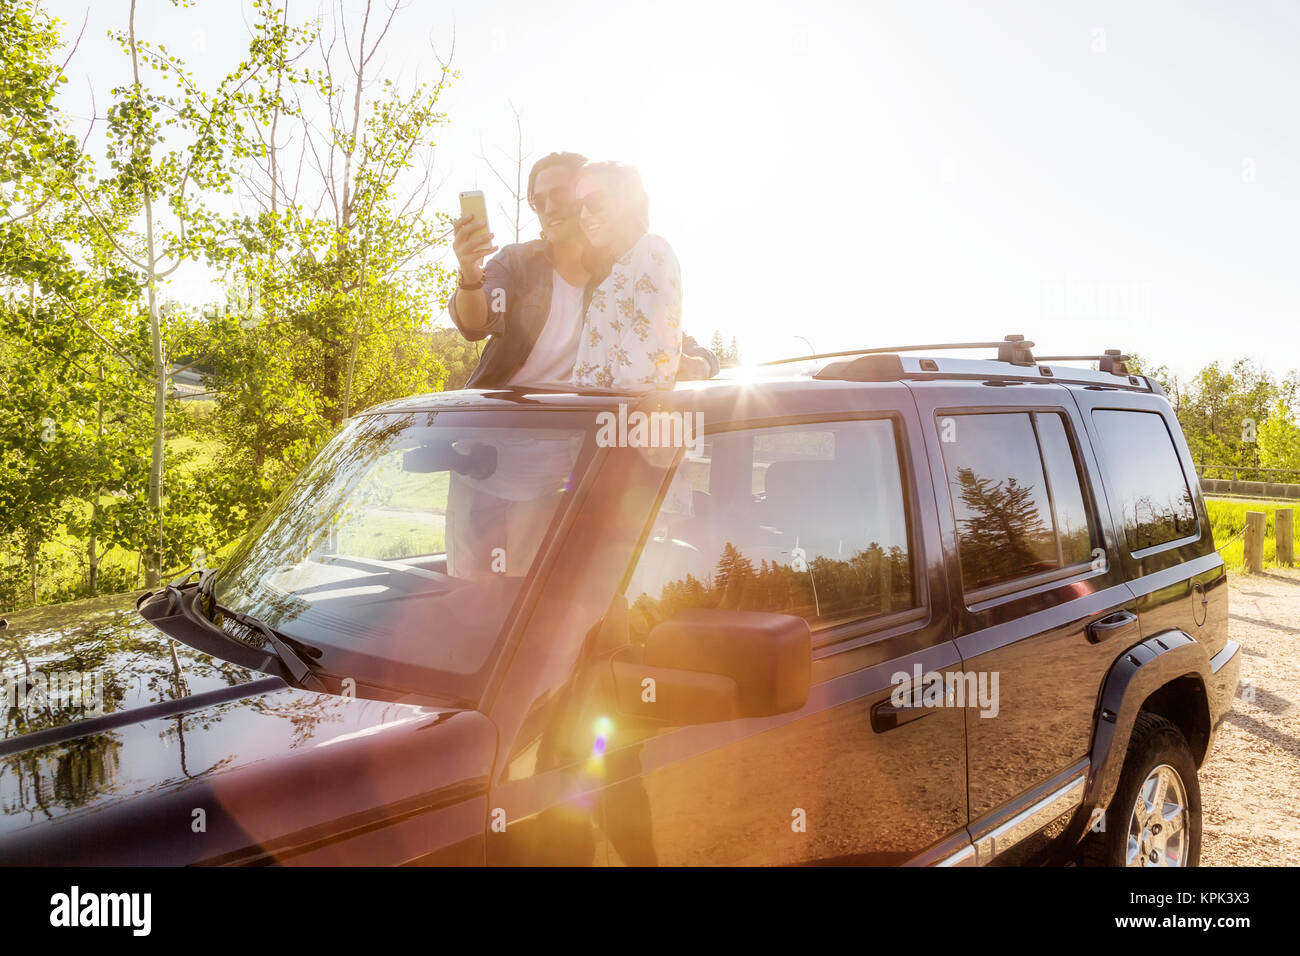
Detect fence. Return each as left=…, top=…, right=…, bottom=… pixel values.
left=1240, top=506, right=1296, bottom=572
left=1196, top=463, right=1300, bottom=501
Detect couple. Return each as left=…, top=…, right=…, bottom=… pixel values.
left=449, top=152, right=715, bottom=390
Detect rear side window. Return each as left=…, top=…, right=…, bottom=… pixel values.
left=1036, top=413, right=1095, bottom=567
left=939, top=411, right=1097, bottom=595
left=1092, top=409, right=1197, bottom=551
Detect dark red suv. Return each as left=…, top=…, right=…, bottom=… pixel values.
left=0, top=337, right=1240, bottom=866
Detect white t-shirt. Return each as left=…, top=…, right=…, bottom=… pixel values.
left=509, top=270, right=584, bottom=388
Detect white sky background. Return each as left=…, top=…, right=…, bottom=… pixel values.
left=45, top=0, right=1300, bottom=383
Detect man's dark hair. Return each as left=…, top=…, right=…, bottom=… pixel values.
left=527, top=151, right=588, bottom=201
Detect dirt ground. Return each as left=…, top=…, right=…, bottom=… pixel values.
left=1199, top=567, right=1300, bottom=865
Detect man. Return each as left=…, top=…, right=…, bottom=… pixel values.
left=448, top=151, right=716, bottom=388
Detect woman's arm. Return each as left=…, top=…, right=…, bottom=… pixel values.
left=620, top=235, right=683, bottom=388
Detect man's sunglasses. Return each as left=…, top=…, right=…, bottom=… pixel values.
left=528, top=187, right=576, bottom=214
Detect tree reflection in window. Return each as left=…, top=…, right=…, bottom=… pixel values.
left=625, top=418, right=917, bottom=639
left=938, top=412, right=1091, bottom=594
left=952, top=466, right=1057, bottom=589
left=1091, top=410, right=1198, bottom=552
left=629, top=539, right=912, bottom=641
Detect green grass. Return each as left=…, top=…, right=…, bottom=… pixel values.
left=336, top=512, right=446, bottom=559
left=1205, top=497, right=1299, bottom=571
left=167, top=434, right=220, bottom=474
left=376, top=460, right=449, bottom=511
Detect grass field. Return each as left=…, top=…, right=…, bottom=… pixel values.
left=1205, top=497, right=1299, bottom=571
left=2, top=432, right=231, bottom=609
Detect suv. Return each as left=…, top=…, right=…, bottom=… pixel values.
left=0, top=337, right=1240, bottom=866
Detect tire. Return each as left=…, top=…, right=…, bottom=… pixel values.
left=1080, top=712, right=1202, bottom=867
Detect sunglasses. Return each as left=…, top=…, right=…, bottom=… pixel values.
left=527, top=187, right=576, bottom=214
left=578, top=192, right=607, bottom=215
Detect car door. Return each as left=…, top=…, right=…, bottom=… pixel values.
left=484, top=388, right=969, bottom=865
left=908, top=381, right=1139, bottom=863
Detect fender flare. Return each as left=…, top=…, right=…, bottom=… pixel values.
left=1065, top=630, right=1212, bottom=849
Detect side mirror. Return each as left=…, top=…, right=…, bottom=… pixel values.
left=610, top=609, right=811, bottom=725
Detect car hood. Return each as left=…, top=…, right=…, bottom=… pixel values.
left=0, top=592, right=496, bottom=864
left=1, top=591, right=263, bottom=739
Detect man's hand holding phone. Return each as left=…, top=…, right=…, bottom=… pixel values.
left=450, top=191, right=498, bottom=334
left=453, top=191, right=496, bottom=285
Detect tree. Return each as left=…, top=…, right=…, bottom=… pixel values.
left=0, top=0, right=467, bottom=608
left=428, top=326, right=481, bottom=390
left=479, top=103, right=532, bottom=244
left=52, top=0, right=296, bottom=586
left=173, top=0, right=456, bottom=547
left=0, top=0, right=154, bottom=606
left=1258, top=402, right=1300, bottom=472
left=713, top=541, right=756, bottom=608
left=953, top=467, right=1051, bottom=586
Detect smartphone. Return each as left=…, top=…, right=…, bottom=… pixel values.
left=459, top=190, right=489, bottom=230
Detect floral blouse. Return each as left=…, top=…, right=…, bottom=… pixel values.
left=571, top=233, right=682, bottom=390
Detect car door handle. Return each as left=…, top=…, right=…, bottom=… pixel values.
left=871, top=697, right=939, bottom=733
left=1086, top=610, right=1138, bottom=644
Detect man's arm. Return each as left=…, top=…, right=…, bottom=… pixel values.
left=448, top=212, right=500, bottom=338
left=449, top=253, right=510, bottom=341
left=680, top=334, right=720, bottom=380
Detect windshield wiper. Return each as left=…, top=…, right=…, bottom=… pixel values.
left=194, top=567, right=327, bottom=693
left=229, top=609, right=328, bottom=693
left=197, top=567, right=217, bottom=615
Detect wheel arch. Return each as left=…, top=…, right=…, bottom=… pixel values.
left=1138, top=675, right=1212, bottom=767
left=1056, top=630, right=1212, bottom=855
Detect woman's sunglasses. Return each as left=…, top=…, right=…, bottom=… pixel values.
left=578, top=192, right=607, bottom=215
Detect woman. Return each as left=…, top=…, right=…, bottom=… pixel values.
left=570, top=162, right=683, bottom=390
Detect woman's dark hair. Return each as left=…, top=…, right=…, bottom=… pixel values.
left=526, top=151, right=588, bottom=202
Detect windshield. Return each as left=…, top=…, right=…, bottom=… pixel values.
left=212, top=409, right=592, bottom=701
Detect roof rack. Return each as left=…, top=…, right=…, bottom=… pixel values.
left=1034, top=349, right=1131, bottom=375
left=749, top=335, right=1157, bottom=393
left=760, top=334, right=1037, bottom=368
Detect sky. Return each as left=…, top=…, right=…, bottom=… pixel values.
left=45, top=0, right=1300, bottom=383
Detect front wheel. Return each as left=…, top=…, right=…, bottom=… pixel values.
left=1080, top=712, right=1202, bottom=867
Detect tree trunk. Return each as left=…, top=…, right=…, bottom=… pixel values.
left=342, top=310, right=361, bottom=420
left=338, top=2, right=372, bottom=422
left=129, top=0, right=167, bottom=589
left=87, top=525, right=98, bottom=595
left=26, top=534, right=38, bottom=607
left=88, top=362, right=103, bottom=595
left=144, top=276, right=166, bottom=589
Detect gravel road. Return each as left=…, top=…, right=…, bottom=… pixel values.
left=1199, top=568, right=1300, bottom=865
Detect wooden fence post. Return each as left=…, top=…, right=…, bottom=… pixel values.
left=1244, top=511, right=1266, bottom=573
left=1277, top=508, right=1295, bottom=566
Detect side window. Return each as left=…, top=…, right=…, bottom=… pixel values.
left=939, top=411, right=1097, bottom=595
left=1035, top=413, right=1096, bottom=567
left=1092, top=409, right=1197, bottom=551
left=625, top=419, right=917, bottom=638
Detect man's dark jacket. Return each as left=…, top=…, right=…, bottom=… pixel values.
left=448, top=239, right=717, bottom=389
